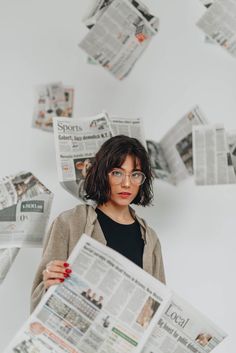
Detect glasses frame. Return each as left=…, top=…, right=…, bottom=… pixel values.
left=108, top=169, right=146, bottom=186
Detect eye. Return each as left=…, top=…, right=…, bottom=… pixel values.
left=111, top=170, right=123, bottom=177
left=132, top=171, right=142, bottom=179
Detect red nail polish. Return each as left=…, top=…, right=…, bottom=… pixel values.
left=65, top=269, right=72, bottom=273
left=64, top=273, right=69, bottom=278
left=64, top=262, right=69, bottom=267
left=59, top=278, right=64, bottom=282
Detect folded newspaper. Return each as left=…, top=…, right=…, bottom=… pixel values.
left=3, top=234, right=227, bottom=353
left=53, top=113, right=146, bottom=201
left=146, top=105, right=208, bottom=185
left=0, top=248, right=19, bottom=285
left=0, top=171, right=53, bottom=248
left=32, top=82, right=74, bottom=132
left=192, top=124, right=236, bottom=185
left=79, top=0, right=159, bottom=80
left=197, top=0, right=236, bottom=58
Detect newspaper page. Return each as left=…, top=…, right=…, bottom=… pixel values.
left=0, top=172, right=53, bottom=248
left=0, top=247, right=19, bottom=285
left=197, top=0, right=236, bottom=58
left=193, top=125, right=236, bottom=185
left=158, top=106, right=208, bottom=184
left=200, top=0, right=214, bottom=8
left=146, top=140, right=174, bottom=184
left=109, top=116, right=146, bottom=147
left=141, top=293, right=227, bottom=353
left=53, top=114, right=113, bottom=201
left=32, top=82, right=74, bottom=132
left=85, top=0, right=159, bottom=32
left=4, top=234, right=171, bottom=353
left=79, top=0, right=158, bottom=80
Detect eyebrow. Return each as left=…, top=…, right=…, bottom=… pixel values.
left=112, top=167, right=142, bottom=172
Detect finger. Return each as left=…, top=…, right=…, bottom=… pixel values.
left=46, top=264, right=70, bottom=274
left=43, top=270, right=69, bottom=281
left=44, top=278, right=64, bottom=290
left=47, top=260, right=70, bottom=268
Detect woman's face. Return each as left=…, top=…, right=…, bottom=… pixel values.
left=107, top=155, right=141, bottom=208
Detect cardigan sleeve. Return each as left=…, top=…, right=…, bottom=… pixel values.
left=30, top=214, right=70, bottom=313
left=152, top=236, right=166, bottom=285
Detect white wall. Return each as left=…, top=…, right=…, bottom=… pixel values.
left=0, top=0, right=236, bottom=352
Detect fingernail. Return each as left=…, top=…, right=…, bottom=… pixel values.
left=59, top=279, right=64, bottom=282
left=65, top=269, right=72, bottom=273
left=64, top=273, right=69, bottom=278
left=64, top=262, right=69, bottom=267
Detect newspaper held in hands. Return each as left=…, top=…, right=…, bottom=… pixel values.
left=79, top=0, right=159, bottom=80
left=0, top=248, right=19, bottom=285
left=0, top=171, right=53, bottom=248
left=146, top=106, right=208, bottom=185
left=3, top=235, right=226, bottom=353
left=197, top=0, right=236, bottom=58
left=193, top=125, right=236, bottom=185
left=32, top=82, right=74, bottom=132
left=53, top=113, right=113, bottom=201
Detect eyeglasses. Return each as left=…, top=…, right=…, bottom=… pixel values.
left=108, top=169, right=146, bottom=185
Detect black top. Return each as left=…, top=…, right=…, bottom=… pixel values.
left=95, top=208, right=144, bottom=268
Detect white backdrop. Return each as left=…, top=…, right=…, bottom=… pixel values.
left=0, top=0, right=236, bottom=352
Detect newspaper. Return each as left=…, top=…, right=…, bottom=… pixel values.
left=197, top=0, right=236, bottom=58
left=227, top=130, right=236, bottom=170
left=193, top=125, right=236, bottom=185
left=3, top=235, right=226, bottom=353
left=200, top=0, right=214, bottom=8
left=109, top=116, right=146, bottom=147
left=79, top=0, right=159, bottom=80
left=0, top=247, right=19, bottom=285
left=53, top=114, right=113, bottom=201
left=146, top=106, right=208, bottom=184
left=32, top=82, right=74, bottom=132
left=0, top=172, right=53, bottom=248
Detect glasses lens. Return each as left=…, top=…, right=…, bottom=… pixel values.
left=109, top=170, right=146, bottom=185
left=130, top=171, right=146, bottom=185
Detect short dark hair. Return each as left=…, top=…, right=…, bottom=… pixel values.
left=84, top=135, right=153, bottom=206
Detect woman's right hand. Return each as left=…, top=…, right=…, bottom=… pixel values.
left=42, top=260, right=72, bottom=290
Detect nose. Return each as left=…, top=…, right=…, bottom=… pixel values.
left=121, top=174, right=131, bottom=187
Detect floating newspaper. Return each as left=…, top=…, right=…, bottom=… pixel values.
left=197, top=0, right=236, bottom=58
left=0, top=248, right=19, bottom=285
left=79, top=0, right=159, bottom=80
left=53, top=113, right=113, bottom=201
left=32, top=82, right=74, bottom=132
left=4, top=235, right=226, bottom=353
left=227, top=130, right=236, bottom=170
left=0, top=171, right=53, bottom=248
left=146, top=106, right=208, bottom=184
left=193, top=125, right=236, bottom=185
left=199, top=0, right=214, bottom=8
left=109, top=116, right=146, bottom=147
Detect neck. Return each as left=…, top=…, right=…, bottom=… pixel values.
left=97, top=202, right=134, bottom=224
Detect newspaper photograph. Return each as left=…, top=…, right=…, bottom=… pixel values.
left=32, top=82, right=74, bottom=132
left=197, top=0, right=236, bottom=58
left=3, top=235, right=226, bottom=353
left=152, top=105, right=208, bottom=184
left=0, top=172, right=53, bottom=248
left=109, top=116, right=146, bottom=147
left=0, top=247, right=19, bottom=285
left=193, top=125, right=236, bottom=185
left=4, top=234, right=171, bottom=353
left=53, top=114, right=113, bottom=201
left=146, top=140, right=174, bottom=184
left=79, top=0, right=159, bottom=80
left=141, top=293, right=226, bottom=353
left=227, top=130, right=236, bottom=171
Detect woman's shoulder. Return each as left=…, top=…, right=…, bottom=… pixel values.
left=54, top=203, right=95, bottom=224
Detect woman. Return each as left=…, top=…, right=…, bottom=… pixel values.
left=31, top=135, right=166, bottom=312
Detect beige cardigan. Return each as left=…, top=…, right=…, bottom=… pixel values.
left=31, top=204, right=166, bottom=312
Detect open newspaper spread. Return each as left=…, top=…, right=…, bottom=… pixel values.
left=3, top=235, right=226, bottom=353
left=146, top=106, right=208, bottom=184
left=109, top=116, right=146, bottom=147
left=0, top=171, right=53, bottom=248
left=32, top=82, right=74, bottom=132
left=79, top=0, right=159, bottom=80
left=193, top=125, right=236, bottom=185
left=197, top=0, right=236, bottom=58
